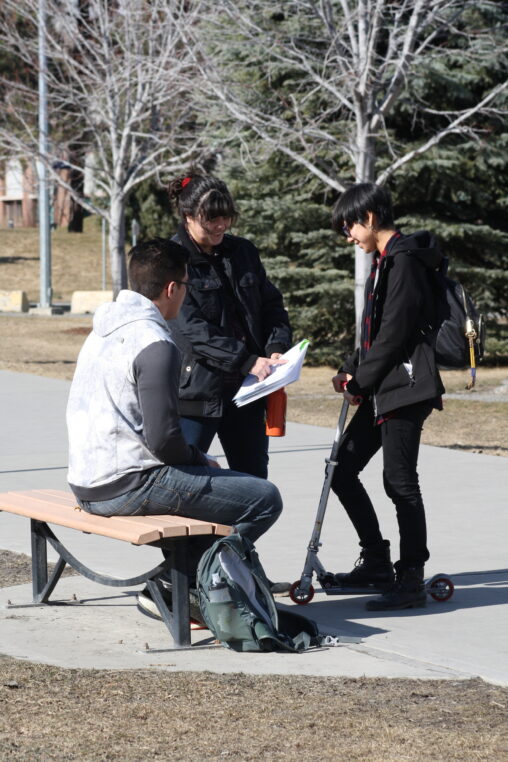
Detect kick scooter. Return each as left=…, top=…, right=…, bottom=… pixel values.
left=289, top=399, right=454, bottom=605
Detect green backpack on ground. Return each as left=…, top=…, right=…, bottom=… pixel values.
left=196, top=533, right=319, bottom=653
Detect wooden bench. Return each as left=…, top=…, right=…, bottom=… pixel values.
left=0, top=489, right=231, bottom=648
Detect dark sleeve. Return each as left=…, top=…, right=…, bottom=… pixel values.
left=243, top=244, right=292, bottom=355
left=257, top=266, right=292, bottom=355
left=348, top=255, right=424, bottom=396
left=133, top=341, right=208, bottom=466
left=340, top=348, right=359, bottom=376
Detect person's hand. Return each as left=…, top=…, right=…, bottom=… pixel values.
left=332, top=372, right=352, bottom=393
left=270, top=352, right=283, bottom=360
left=206, top=456, right=221, bottom=469
left=344, top=389, right=362, bottom=406
left=249, top=356, right=287, bottom=382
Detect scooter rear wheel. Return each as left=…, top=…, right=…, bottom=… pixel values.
left=289, top=580, right=315, bottom=605
left=427, top=575, right=454, bottom=602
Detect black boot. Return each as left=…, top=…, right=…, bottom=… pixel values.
left=330, top=540, right=394, bottom=588
left=366, top=564, right=426, bottom=611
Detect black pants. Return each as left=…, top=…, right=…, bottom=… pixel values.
left=331, top=399, right=433, bottom=569
left=180, top=395, right=268, bottom=479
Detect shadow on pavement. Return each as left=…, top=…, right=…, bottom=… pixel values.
left=277, top=568, right=508, bottom=640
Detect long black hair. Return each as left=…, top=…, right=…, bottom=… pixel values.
left=168, top=174, right=238, bottom=223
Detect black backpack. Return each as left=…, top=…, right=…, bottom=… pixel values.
left=196, top=534, right=320, bottom=652
left=426, top=259, right=485, bottom=373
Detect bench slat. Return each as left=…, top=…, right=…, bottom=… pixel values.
left=35, top=490, right=231, bottom=537
left=26, top=489, right=77, bottom=505
left=0, top=492, right=163, bottom=544
left=130, top=514, right=209, bottom=537
left=0, top=490, right=231, bottom=543
left=12, top=491, right=186, bottom=538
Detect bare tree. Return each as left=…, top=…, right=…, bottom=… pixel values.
left=188, top=0, right=508, bottom=341
left=0, top=0, right=209, bottom=294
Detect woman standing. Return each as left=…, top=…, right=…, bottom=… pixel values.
left=167, top=173, right=292, bottom=481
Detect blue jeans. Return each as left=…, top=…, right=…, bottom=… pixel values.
left=78, top=463, right=282, bottom=545
left=180, top=396, right=268, bottom=479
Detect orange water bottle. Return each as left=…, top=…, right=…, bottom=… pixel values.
left=266, top=387, right=287, bottom=437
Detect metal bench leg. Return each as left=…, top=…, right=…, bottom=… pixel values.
left=30, top=519, right=67, bottom=603
left=31, top=519, right=48, bottom=601
left=170, top=537, right=191, bottom=647
left=146, top=537, right=191, bottom=648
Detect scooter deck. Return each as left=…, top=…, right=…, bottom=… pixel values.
left=319, top=582, right=390, bottom=596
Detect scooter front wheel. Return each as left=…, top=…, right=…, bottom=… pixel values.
left=289, top=580, right=315, bottom=605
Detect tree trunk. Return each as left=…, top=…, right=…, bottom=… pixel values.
left=67, top=169, right=84, bottom=233
left=353, top=133, right=376, bottom=345
left=109, top=194, right=127, bottom=298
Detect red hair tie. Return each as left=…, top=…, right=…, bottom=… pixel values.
left=181, top=177, right=191, bottom=188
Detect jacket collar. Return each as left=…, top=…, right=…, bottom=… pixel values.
left=175, top=223, right=234, bottom=265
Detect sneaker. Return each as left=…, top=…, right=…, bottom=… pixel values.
left=136, top=584, right=206, bottom=629
left=268, top=580, right=292, bottom=597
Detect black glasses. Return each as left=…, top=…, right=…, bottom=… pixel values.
left=339, top=223, right=352, bottom=239
left=172, top=279, right=193, bottom=290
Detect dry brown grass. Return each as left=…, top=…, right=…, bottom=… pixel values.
left=1, top=553, right=507, bottom=762
left=0, top=315, right=92, bottom=379
left=1, top=655, right=506, bottom=761
left=0, top=220, right=107, bottom=303
left=288, top=367, right=508, bottom=456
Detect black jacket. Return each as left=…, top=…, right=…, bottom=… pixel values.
left=344, top=231, right=445, bottom=416
left=169, top=225, right=292, bottom=417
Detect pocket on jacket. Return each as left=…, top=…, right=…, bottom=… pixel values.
left=193, top=276, right=222, bottom=321
left=238, top=272, right=262, bottom=314
left=239, top=272, right=259, bottom=288
left=193, top=276, right=222, bottom=291
left=379, top=363, right=415, bottom=394
left=180, top=359, right=194, bottom=389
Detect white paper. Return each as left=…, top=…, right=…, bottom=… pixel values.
left=233, top=339, right=309, bottom=407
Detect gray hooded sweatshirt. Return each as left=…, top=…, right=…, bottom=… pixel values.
left=66, top=289, right=207, bottom=502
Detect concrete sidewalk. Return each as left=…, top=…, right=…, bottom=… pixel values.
left=1, top=369, right=507, bottom=684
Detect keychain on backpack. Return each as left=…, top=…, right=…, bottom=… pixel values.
left=465, top=316, right=478, bottom=390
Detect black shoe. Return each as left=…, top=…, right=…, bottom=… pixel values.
left=331, top=540, right=394, bottom=588
left=136, top=584, right=205, bottom=627
left=366, top=566, right=426, bottom=611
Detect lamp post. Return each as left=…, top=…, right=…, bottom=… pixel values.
left=38, top=0, right=52, bottom=309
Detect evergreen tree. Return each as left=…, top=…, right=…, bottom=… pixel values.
left=220, top=151, right=355, bottom=364
left=125, top=179, right=176, bottom=242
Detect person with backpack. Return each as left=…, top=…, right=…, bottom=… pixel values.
left=66, top=238, right=284, bottom=624
left=329, top=183, right=445, bottom=610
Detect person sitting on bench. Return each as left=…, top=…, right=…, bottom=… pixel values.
left=66, top=238, right=283, bottom=621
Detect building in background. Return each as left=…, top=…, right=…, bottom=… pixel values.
left=0, top=157, right=74, bottom=229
